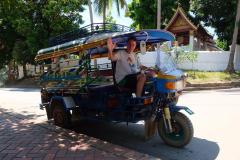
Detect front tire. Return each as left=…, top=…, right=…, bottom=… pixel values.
left=158, top=112, right=193, bottom=148
left=52, top=101, right=71, bottom=128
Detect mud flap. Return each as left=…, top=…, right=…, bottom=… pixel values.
left=144, top=118, right=157, bottom=140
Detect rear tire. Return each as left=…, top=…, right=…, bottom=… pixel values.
left=52, top=101, right=71, bottom=128
left=158, top=112, right=193, bottom=148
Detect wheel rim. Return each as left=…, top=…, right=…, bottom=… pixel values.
left=164, top=120, right=184, bottom=141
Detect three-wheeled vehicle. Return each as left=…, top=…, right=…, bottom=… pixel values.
left=36, top=23, right=194, bottom=147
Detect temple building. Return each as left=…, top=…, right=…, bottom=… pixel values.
left=165, top=7, right=220, bottom=51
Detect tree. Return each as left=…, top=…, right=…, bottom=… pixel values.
left=191, top=0, right=240, bottom=73
left=226, top=0, right=240, bottom=73
left=0, top=1, right=19, bottom=69
left=88, top=0, right=94, bottom=24
left=216, top=39, right=228, bottom=50
left=94, top=0, right=127, bottom=23
left=105, top=12, right=117, bottom=23
left=191, top=0, right=238, bottom=49
left=0, top=21, right=18, bottom=69
left=128, top=0, right=190, bottom=29
left=157, top=0, right=161, bottom=29
left=12, top=40, right=32, bottom=77
left=0, top=0, right=87, bottom=73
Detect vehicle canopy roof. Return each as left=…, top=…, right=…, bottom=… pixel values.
left=35, top=23, right=175, bottom=62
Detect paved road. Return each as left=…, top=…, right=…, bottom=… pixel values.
left=0, top=88, right=240, bottom=160
left=71, top=88, right=240, bottom=160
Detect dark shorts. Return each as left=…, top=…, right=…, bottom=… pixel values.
left=118, top=73, right=140, bottom=90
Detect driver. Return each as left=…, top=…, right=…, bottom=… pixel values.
left=107, top=37, right=146, bottom=97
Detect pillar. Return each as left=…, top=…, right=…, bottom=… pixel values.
left=189, top=30, right=194, bottom=51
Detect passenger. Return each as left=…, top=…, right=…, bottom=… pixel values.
left=107, top=37, right=146, bottom=97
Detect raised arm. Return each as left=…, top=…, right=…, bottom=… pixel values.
left=107, top=38, right=118, bottom=61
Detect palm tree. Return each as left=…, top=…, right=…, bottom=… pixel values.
left=93, top=0, right=127, bottom=23
left=226, top=0, right=240, bottom=73
left=88, top=0, right=94, bottom=24
left=157, top=0, right=161, bottom=29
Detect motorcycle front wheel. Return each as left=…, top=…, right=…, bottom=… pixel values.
left=158, top=112, right=193, bottom=148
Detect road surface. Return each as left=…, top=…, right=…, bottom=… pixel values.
left=0, top=88, right=239, bottom=160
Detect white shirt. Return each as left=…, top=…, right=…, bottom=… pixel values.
left=114, top=50, right=141, bottom=83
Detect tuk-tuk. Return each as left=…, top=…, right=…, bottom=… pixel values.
left=36, top=23, right=194, bottom=148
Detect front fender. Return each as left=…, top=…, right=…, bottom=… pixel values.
left=156, top=105, right=194, bottom=120
left=169, top=105, right=194, bottom=115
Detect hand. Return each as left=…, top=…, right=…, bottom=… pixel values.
left=144, top=68, right=157, bottom=77
left=107, top=38, right=116, bottom=52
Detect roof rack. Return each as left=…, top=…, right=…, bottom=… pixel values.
left=48, top=23, right=135, bottom=47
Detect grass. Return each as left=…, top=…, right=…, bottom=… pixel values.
left=185, top=70, right=240, bottom=84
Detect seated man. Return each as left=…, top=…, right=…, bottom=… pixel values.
left=107, top=37, right=146, bottom=97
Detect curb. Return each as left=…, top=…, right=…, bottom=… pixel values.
left=184, top=86, right=238, bottom=91
left=0, top=109, right=157, bottom=160
left=185, top=81, right=240, bottom=91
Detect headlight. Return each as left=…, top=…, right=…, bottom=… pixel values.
left=165, top=80, right=185, bottom=90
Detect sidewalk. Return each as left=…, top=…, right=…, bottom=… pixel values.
left=0, top=108, right=156, bottom=160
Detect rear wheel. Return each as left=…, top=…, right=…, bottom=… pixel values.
left=52, top=101, right=71, bottom=128
left=158, top=112, right=193, bottom=147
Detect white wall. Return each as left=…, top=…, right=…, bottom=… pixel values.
left=139, top=45, right=240, bottom=72
left=18, top=65, right=24, bottom=79
left=177, top=45, right=240, bottom=71
left=26, top=64, right=41, bottom=76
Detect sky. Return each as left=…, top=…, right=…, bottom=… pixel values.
left=81, top=0, right=216, bottom=39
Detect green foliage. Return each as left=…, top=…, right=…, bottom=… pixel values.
left=94, top=0, right=127, bottom=22
left=105, top=12, right=117, bottom=23
left=94, top=0, right=112, bottom=16
left=12, top=41, right=33, bottom=65
left=0, top=66, right=8, bottom=86
left=128, top=0, right=190, bottom=29
left=186, top=70, right=240, bottom=83
left=0, top=11, right=19, bottom=68
left=191, top=0, right=238, bottom=48
left=0, top=0, right=87, bottom=68
left=215, top=39, right=228, bottom=50
left=173, top=46, right=198, bottom=64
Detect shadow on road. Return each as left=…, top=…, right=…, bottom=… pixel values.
left=0, top=108, right=121, bottom=159
left=71, top=119, right=220, bottom=160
